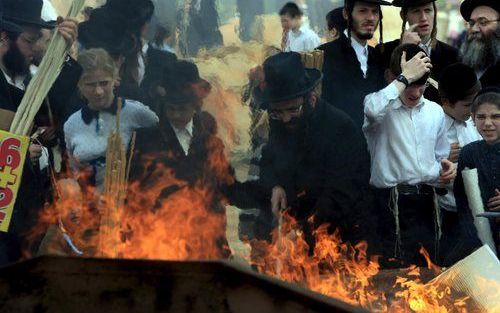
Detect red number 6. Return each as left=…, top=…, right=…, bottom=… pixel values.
left=0, top=138, right=21, bottom=170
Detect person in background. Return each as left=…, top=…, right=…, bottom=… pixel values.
left=150, top=23, right=176, bottom=55
left=318, top=0, right=390, bottom=128
left=437, top=63, right=482, bottom=263
left=453, top=87, right=500, bottom=261
left=64, top=49, right=158, bottom=191
left=363, top=44, right=455, bottom=267
left=279, top=2, right=321, bottom=52
left=459, top=0, right=500, bottom=89
left=325, top=7, right=346, bottom=42
left=375, top=0, right=459, bottom=104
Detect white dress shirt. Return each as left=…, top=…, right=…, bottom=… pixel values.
left=439, top=115, right=482, bottom=211
left=172, top=119, right=194, bottom=156
left=2, top=70, right=26, bottom=90
left=363, top=83, right=450, bottom=188
left=345, top=30, right=369, bottom=78
left=284, top=25, right=321, bottom=53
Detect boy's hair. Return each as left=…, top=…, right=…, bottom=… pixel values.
left=326, top=7, right=347, bottom=32
left=439, top=63, right=481, bottom=105
left=279, top=2, right=303, bottom=18
left=472, top=88, right=500, bottom=114
left=389, top=44, right=430, bottom=86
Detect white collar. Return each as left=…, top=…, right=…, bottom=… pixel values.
left=2, top=69, right=26, bottom=91
left=290, top=24, right=306, bottom=35
left=345, top=29, right=368, bottom=55
left=444, top=113, right=471, bottom=129
left=173, top=119, right=194, bottom=137
left=394, top=96, right=425, bottom=110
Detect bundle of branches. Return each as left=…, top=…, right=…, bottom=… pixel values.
left=9, top=0, right=85, bottom=136
left=300, top=50, right=324, bottom=96
left=98, top=98, right=136, bottom=258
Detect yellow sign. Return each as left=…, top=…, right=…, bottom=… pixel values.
left=0, top=130, right=29, bottom=232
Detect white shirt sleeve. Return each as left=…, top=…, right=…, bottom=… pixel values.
left=363, top=82, right=400, bottom=132
left=434, top=111, right=451, bottom=163
left=126, top=100, right=159, bottom=129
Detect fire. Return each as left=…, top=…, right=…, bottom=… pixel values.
left=247, top=212, right=478, bottom=312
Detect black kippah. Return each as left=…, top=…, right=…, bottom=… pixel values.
left=439, top=63, right=480, bottom=102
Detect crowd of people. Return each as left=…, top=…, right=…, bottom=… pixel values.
left=0, top=0, right=498, bottom=270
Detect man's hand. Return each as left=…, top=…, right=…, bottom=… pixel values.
left=448, top=143, right=460, bottom=163
left=439, top=159, right=456, bottom=185
left=29, top=143, right=43, bottom=164
left=488, top=189, right=500, bottom=212
left=56, top=16, right=78, bottom=47
left=38, top=126, right=58, bottom=146
left=271, top=186, right=287, bottom=217
left=401, top=24, right=422, bottom=45
left=401, top=51, right=432, bottom=84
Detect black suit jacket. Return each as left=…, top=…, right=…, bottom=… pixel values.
left=318, top=34, right=387, bottom=128
left=375, top=39, right=460, bottom=103
left=258, top=99, right=378, bottom=249
left=479, top=61, right=500, bottom=89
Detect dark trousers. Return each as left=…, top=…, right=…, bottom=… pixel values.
left=373, top=187, right=440, bottom=268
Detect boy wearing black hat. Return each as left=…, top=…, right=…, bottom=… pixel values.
left=363, top=44, right=456, bottom=267
left=318, top=0, right=390, bottom=128
left=253, top=52, right=377, bottom=253
left=460, top=0, right=500, bottom=89
left=129, top=61, right=234, bottom=257
left=437, top=63, right=482, bottom=262
left=375, top=0, right=459, bottom=104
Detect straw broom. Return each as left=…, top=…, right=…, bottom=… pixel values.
left=98, top=98, right=136, bottom=258
left=9, top=0, right=85, bottom=136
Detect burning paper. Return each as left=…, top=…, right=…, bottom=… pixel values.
left=462, top=168, right=496, bottom=252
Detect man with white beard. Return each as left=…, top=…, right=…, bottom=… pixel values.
left=460, top=0, right=500, bottom=88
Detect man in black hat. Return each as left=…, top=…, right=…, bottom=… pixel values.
left=0, top=0, right=81, bottom=265
left=0, top=0, right=81, bottom=130
left=253, top=52, right=377, bottom=253
left=459, top=0, right=500, bottom=89
left=318, top=0, right=390, bottom=129
left=375, top=0, right=459, bottom=104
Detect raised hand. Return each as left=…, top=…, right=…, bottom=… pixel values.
left=401, top=51, right=432, bottom=84
left=439, top=159, right=456, bottom=185
left=401, top=24, right=422, bottom=45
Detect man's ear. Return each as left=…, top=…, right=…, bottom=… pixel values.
left=342, top=8, right=349, bottom=21
left=441, top=98, right=452, bottom=108
left=309, top=92, right=318, bottom=108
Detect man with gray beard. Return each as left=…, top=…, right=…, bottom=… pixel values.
left=460, top=0, right=500, bottom=88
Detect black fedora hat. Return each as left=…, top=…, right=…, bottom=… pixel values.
left=3, top=0, right=54, bottom=29
left=392, top=0, right=436, bottom=8
left=159, top=61, right=204, bottom=106
left=254, top=52, right=323, bottom=108
left=345, top=0, right=392, bottom=6
left=102, top=0, right=154, bottom=33
left=460, top=0, right=500, bottom=20
left=0, top=2, right=22, bottom=33
left=78, top=8, right=136, bottom=57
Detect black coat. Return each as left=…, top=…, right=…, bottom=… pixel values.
left=257, top=99, right=378, bottom=249
left=375, top=39, right=460, bottom=104
left=479, top=61, right=500, bottom=89
left=318, top=34, right=387, bottom=129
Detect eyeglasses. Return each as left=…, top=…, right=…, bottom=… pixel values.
left=467, top=18, right=500, bottom=29
left=268, top=104, right=303, bottom=120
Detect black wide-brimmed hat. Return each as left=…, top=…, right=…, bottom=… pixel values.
left=159, top=61, right=206, bottom=106
left=102, top=0, right=154, bottom=34
left=78, top=8, right=136, bottom=56
left=344, top=0, right=392, bottom=6
left=0, top=1, right=22, bottom=33
left=3, top=0, right=54, bottom=29
left=254, top=52, right=323, bottom=108
left=460, top=0, right=500, bottom=20
left=392, top=0, right=436, bottom=8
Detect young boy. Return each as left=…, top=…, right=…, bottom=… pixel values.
left=363, top=44, right=456, bottom=267
left=452, top=87, right=500, bottom=261
left=279, top=2, right=320, bottom=52
left=438, top=63, right=482, bottom=260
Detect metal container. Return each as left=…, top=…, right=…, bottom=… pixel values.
left=0, top=256, right=366, bottom=313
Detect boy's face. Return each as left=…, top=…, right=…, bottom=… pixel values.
left=474, top=103, right=500, bottom=145
left=281, top=14, right=301, bottom=31
left=443, top=93, right=477, bottom=122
